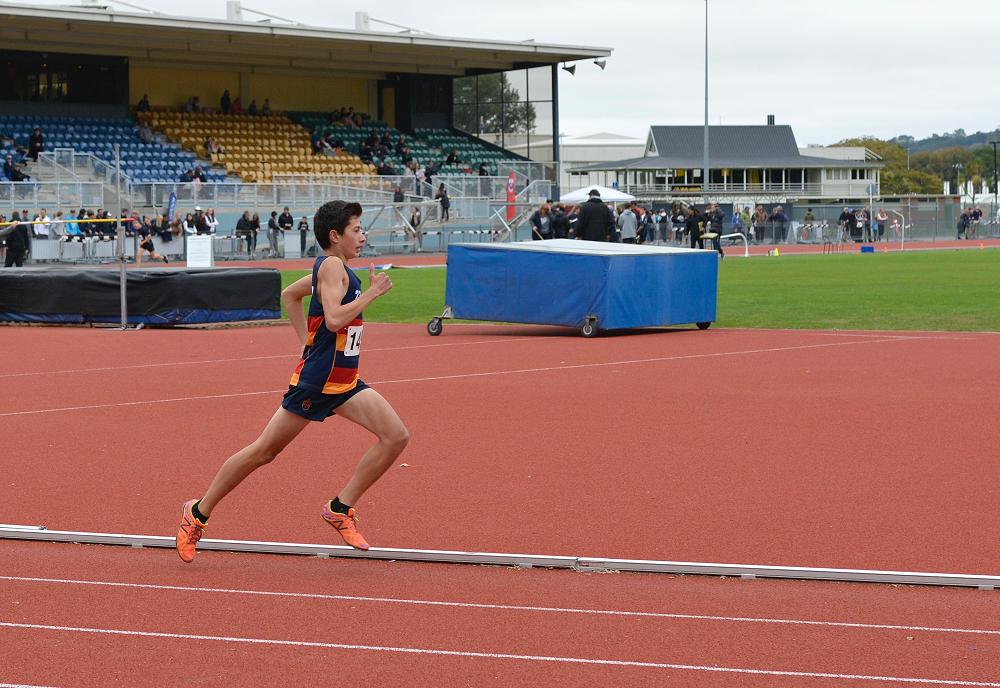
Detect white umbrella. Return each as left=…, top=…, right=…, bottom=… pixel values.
left=560, top=185, right=636, bottom=204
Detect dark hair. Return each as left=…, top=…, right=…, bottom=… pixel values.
left=314, top=200, right=363, bottom=249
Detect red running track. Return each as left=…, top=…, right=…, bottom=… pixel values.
left=2, top=322, right=999, bottom=686
left=3, top=541, right=1000, bottom=687
left=0, top=323, right=997, bottom=572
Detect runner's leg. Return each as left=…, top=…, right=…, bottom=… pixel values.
left=333, top=388, right=409, bottom=505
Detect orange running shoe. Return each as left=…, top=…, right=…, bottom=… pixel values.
left=322, top=503, right=370, bottom=550
left=176, top=499, right=206, bottom=563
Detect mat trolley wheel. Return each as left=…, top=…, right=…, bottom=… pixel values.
left=581, top=316, right=599, bottom=338
left=427, top=317, right=443, bottom=336
left=696, top=321, right=711, bottom=330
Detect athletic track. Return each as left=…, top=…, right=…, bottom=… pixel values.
left=1, top=320, right=998, bottom=686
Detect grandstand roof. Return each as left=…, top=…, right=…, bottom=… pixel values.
left=0, top=2, right=611, bottom=78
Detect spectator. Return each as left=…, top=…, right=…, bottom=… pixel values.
left=204, top=136, right=224, bottom=155
left=261, top=98, right=271, bottom=116
left=446, top=149, right=461, bottom=165
left=377, top=160, right=395, bottom=176
left=804, top=207, right=816, bottom=223
left=478, top=162, right=489, bottom=176
left=136, top=94, right=150, bottom=112
left=1, top=211, right=29, bottom=266
left=672, top=207, right=688, bottom=243
left=138, top=123, right=155, bottom=144
left=182, top=212, right=196, bottom=235
left=230, top=97, right=242, bottom=115
left=179, top=169, right=194, bottom=183
left=875, top=208, right=888, bottom=242
left=435, top=183, right=450, bottom=222
left=266, top=210, right=281, bottom=258
left=205, top=208, right=219, bottom=234
left=192, top=166, right=207, bottom=183
left=169, top=214, right=183, bottom=238
left=63, top=211, right=82, bottom=240
left=969, top=205, right=982, bottom=239
left=250, top=212, right=261, bottom=255
left=574, top=189, right=615, bottom=242
left=28, top=127, right=44, bottom=161
left=617, top=202, right=638, bottom=243
left=752, top=204, right=769, bottom=243
left=551, top=203, right=570, bottom=239
left=838, top=206, right=853, bottom=243
left=529, top=202, right=552, bottom=240
left=730, top=206, right=745, bottom=237
left=277, top=206, right=294, bottom=237
left=409, top=205, right=423, bottom=251
left=247, top=99, right=258, bottom=116
left=4, top=154, right=28, bottom=182
left=769, top=205, right=788, bottom=243
left=236, top=210, right=254, bottom=257
left=393, top=186, right=404, bottom=203
left=705, top=202, right=724, bottom=253
left=297, top=216, right=309, bottom=255
left=193, top=206, right=210, bottom=235
left=957, top=207, right=970, bottom=239
left=32, top=208, right=50, bottom=239
left=220, top=90, right=231, bottom=115
left=684, top=206, right=703, bottom=249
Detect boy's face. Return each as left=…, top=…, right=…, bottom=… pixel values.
left=330, top=215, right=364, bottom=258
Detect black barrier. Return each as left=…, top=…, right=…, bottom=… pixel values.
left=0, top=268, right=281, bottom=325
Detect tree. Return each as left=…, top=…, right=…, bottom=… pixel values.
left=832, top=137, right=943, bottom=195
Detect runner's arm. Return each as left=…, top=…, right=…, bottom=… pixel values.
left=281, top=274, right=312, bottom=346
left=318, top=259, right=392, bottom=332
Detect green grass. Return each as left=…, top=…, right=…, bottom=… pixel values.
left=281, top=250, right=1000, bottom=331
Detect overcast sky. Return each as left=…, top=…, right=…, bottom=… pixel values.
left=29, top=0, right=1000, bottom=144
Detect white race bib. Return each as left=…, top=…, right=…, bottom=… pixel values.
left=344, top=325, right=363, bottom=357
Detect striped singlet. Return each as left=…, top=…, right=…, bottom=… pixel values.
left=289, top=256, right=363, bottom=394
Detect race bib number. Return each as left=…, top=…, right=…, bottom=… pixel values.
left=344, top=325, right=363, bottom=357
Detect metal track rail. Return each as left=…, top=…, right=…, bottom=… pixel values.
left=2, top=525, right=996, bottom=589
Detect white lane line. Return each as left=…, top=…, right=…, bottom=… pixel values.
left=2, top=575, right=997, bottom=638
left=0, top=337, right=558, bottom=379
left=0, top=336, right=919, bottom=418
left=0, top=684, right=59, bottom=688
left=1, top=621, right=997, bottom=686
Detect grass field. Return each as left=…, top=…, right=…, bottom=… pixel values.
left=280, top=250, right=1000, bottom=332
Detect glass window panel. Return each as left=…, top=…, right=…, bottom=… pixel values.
left=478, top=72, right=502, bottom=103
left=503, top=69, right=527, bottom=104
left=478, top=103, right=502, bottom=135
left=527, top=136, right=553, bottom=163
left=528, top=101, right=552, bottom=135
left=503, top=101, right=529, bottom=134
left=453, top=104, right=477, bottom=135
left=453, top=76, right=476, bottom=106
left=527, top=66, right=552, bottom=101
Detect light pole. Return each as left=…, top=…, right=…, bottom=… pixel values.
left=990, top=140, right=999, bottom=217
left=702, top=0, right=709, bottom=196
left=953, top=162, right=964, bottom=200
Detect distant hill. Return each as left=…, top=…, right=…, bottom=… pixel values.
left=889, top=128, right=1000, bottom=153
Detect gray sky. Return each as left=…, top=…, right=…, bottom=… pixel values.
left=32, top=0, right=1000, bottom=144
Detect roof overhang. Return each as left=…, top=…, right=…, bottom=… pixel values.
left=0, top=2, right=611, bottom=78
left=572, top=156, right=885, bottom=173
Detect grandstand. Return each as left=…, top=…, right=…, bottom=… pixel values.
left=0, top=1, right=609, bottom=241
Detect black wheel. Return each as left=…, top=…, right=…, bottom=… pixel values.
left=581, top=322, right=598, bottom=338
left=427, top=318, right=443, bottom=336
left=696, top=321, right=711, bottom=330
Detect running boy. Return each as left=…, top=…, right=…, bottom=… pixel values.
left=176, top=200, right=409, bottom=562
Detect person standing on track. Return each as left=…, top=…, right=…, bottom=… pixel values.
left=176, top=200, right=409, bottom=563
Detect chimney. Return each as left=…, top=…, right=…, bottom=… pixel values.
left=766, top=114, right=776, bottom=126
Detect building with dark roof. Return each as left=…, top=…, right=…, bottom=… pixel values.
left=572, top=122, right=883, bottom=202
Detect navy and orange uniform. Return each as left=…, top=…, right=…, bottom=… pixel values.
left=282, top=256, right=369, bottom=421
